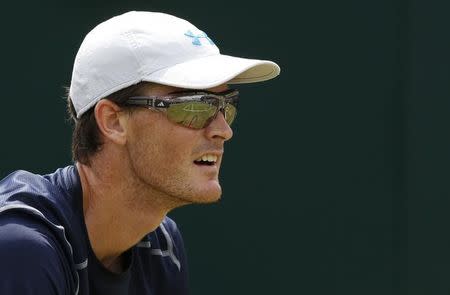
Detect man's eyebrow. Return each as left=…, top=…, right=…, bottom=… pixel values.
left=168, top=89, right=202, bottom=94
left=168, top=87, right=231, bottom=95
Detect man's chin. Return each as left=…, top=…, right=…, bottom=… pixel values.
left=199, top=192, right=222, bottom=204
left=189, top=189, right=222, bottom=204
left=181, top=185, right=222, bottom=205
left=171, top=194, right=221, bottom=209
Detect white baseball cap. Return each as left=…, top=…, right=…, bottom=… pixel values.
left=69, top=11, right=280, bottom=118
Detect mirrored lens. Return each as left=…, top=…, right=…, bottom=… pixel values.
left=167, top=101, right=217, bottom=129
left=224, top=103, right=237, bottom=126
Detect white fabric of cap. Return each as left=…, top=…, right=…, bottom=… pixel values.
left=69, top=11, right=280, bottom=118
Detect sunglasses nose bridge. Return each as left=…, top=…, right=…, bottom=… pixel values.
left=217, top=97, right=227, bottom=113
left=205, top=97, right=226, bottom=124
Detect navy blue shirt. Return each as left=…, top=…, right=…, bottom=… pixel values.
left=0, top=166, right=189, bottom=295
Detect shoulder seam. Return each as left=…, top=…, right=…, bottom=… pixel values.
left=0, top=204, right=84, bottom=295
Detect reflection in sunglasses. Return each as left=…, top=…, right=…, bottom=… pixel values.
left=182, top=103, right=214, bottom=112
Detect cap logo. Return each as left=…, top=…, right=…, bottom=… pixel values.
left=184, top=30, right=215, bottom=46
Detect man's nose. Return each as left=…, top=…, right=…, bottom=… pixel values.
left=205, top=111, right=233, bottom=141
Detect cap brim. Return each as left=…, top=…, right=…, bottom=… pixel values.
left=142, top=54, right=280, bottom=89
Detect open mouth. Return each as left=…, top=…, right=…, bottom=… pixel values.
left=194, top=154, right=218, bottom=166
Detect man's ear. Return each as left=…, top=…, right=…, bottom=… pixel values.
left=94, top=100, right=128, bottom=145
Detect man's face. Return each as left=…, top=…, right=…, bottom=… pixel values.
left=124, top=84, right=234, bottom=206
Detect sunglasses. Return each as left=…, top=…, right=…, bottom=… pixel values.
left=125, top=89, right=239, bottom=129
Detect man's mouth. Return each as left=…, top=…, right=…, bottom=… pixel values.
left=194, top=154, right=218, bottom=166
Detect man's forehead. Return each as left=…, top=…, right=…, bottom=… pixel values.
left=144, top=83, right=229, bottom=96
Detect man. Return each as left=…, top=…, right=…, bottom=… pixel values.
left=0, top=11, right=279, bottom=294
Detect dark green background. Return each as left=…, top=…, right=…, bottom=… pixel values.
left=1, top=0, right=449, bottom=294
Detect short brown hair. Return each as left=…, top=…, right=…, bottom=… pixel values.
left=67, top=82, right=154, bottom=165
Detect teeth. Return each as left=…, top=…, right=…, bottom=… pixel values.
left=197, top=154, right=218, bottom=163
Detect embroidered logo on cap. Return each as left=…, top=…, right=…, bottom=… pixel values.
left=184, top=30, right=215, bottom=46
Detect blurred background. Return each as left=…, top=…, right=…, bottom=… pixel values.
left=1, top=0, right=450, bottom=294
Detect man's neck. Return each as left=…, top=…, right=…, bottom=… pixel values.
left=76, top=162, right=173, bottom=272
